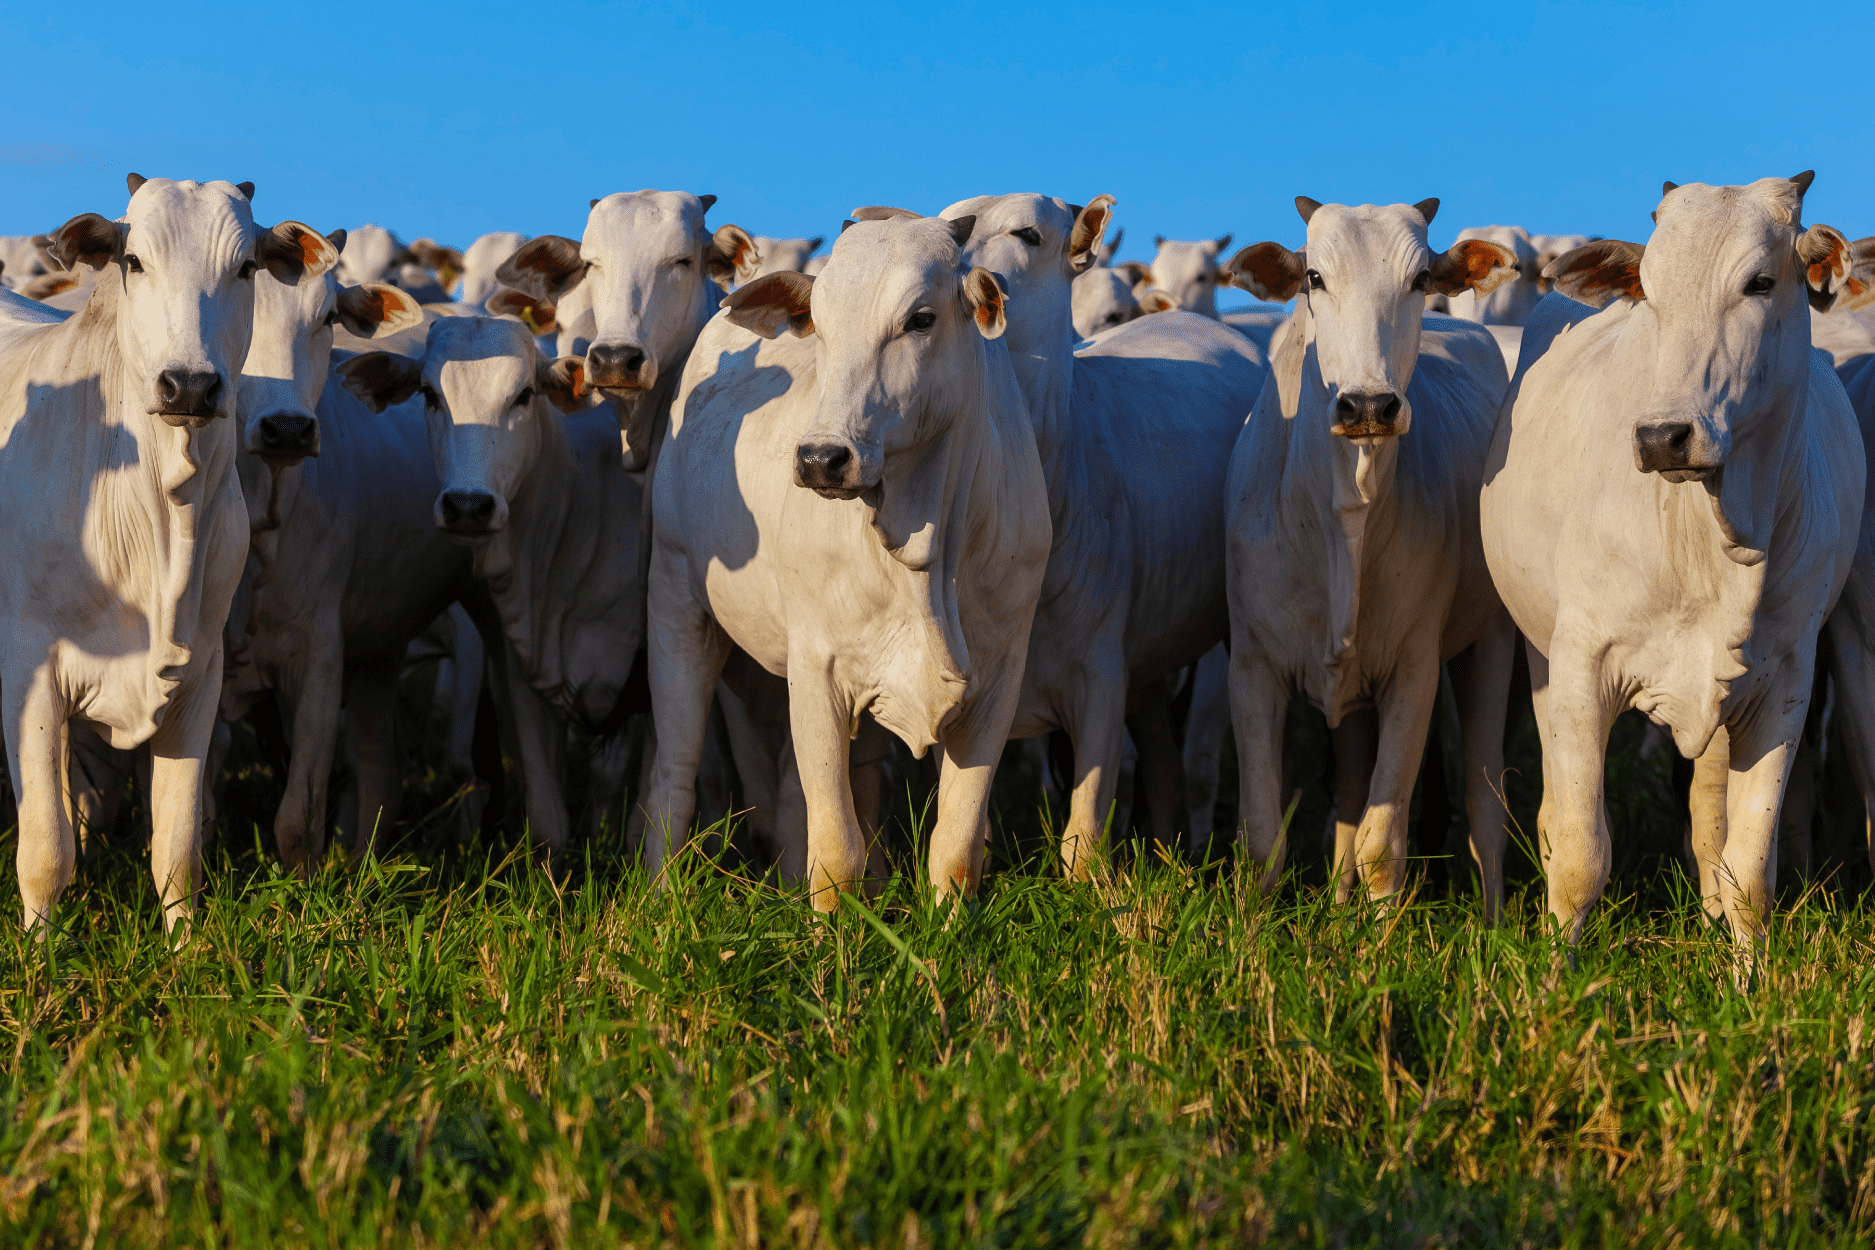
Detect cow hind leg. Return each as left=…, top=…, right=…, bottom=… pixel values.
left=9, top=669, right=75, bottom=932
left=345, top=659, right=402, bottom=860
left=1181, top=645, right=1230, bottom=860
left=642, top=577, right=731, bottom=883
left=1448, top=614, right=1515, bottom=923
left=274, top=652, right=343, bottom=876
left=1228, top=656, right=1289, bottom=890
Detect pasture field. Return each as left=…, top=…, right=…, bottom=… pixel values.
left=3, top=704, right=1875, bottom=1248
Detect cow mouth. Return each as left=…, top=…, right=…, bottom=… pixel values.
left=154, top=409, right=220, bottom=429
left=1330, top=420, right=1399, bottom=441
left=811, top=485, right=867, bottom=501
left=1658, top=467, right=1718, bottom=484
left=596, top=383, right=646, bottom=399
left=442, top=519, right=501, bottom=538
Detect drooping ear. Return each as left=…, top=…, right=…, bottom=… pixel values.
left=1542, top=240, right=1646, bottom=308
left=409, top=238, right=465, bottom=288
left=21, top=273, right=81, bottom=300
left=1412, top=198, right=1439, bottom=225
left=963, top=267, right=1008, bottom=338
left=1116, top=260, right=1154, bottom=291
left=1427, top=238, right=1519, bottom=298
left=496, top=235, right=587, bottom=301
left=1797, top=222, right=1855, bottom=313
left=1067, top=194, right=1116, bottom=272
left=724, top=271, right=816, bottom=339
left=536, top=356, right=587, bottom=414
left=334, top=282, right=424, bottom=338
left=1295, top=197, right=1321, bottom=224
left=48, top=213, right=124, bottom=270
left=1212, top=232, right=1233, bottom=254
left=1224, top=241, right=1306, bottom=303
left=326, top=228, right=348, bottom=254
left=337, top=351, right=424, bottom=413
left=850, top=205, right=920, bottom=221
left=256, top=220, right=339, bottom=283
left=1840, top=237, right=1875, bottom=312
left=486, top=287, right=560, bottom=336
left=707, top=223, right=760, bottom=283
left=1137, top=287, right=1179, bottom=314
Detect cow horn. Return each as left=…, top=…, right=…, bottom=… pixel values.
left=1662, top=181, right=1679, bottom=196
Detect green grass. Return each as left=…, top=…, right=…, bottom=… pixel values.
left=4, top=684, right=1875, bottom=1247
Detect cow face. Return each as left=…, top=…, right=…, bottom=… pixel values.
left=496, top=191, right=757, bottom=470
left=0, top=236, right=53, bottom=292
left=336, top=317, right=585, bottom=538
left=942, top=193, right=1113, bottom=356
left=457, top=231, right=529, bottom=307
left=1448, top=225, right=1541, bottom=324
left=335, top=223, right=405, bottom=287
left=240, top=234, right=422, bottom=464
left=48, top=176, right=334, bottom=429
left=724, top=216, right=1007, bottom=500
left=1072, top=267, right=1142, bottom=338
left=1544, top=174, right=1854, bottom=483
left=1227, top=198, right=1516, bottom=444
left=1150, top=235, right=1233, bottom=317
left=752, top=235, right=825, bottom=279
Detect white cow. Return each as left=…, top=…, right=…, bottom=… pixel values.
left=1150, top=235, right=1233, bottom=318
left=935, top=192, right=1268, bottom=870
left=752, top=235, right=825, bottom=278
left=1070, top=266, right=1178, bottom=340
left=455, top=231, right=529, bottom=307
left=1223, top=196, right=1520, bottom=914
left=0, top=236, right=53, bottom=292
left=1530, top=234, right=1593, bottom=293
left=1443, top=225, right=1542, bottom=325
left=0, top=175, right=333, bottom=931
left=1810, top=236, right=1875, bottom=366
left=643, top=214, right=1052, bottom=905
left=1481, top=173, right=1864, bottom=968
left=1826, top=331, right=1875, bottom=873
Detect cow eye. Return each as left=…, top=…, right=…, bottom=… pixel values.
left=1306, top=269, right=1325, bottom=291
left=1011, top=227, right=1042, bottom=246
left=1744, top=273, right=1775, bottom=296
left=124, top=254, right=144, bottom=273
left=1106, top=313, right=1123, bottom=324
left=1195, top=274, right=1209, bottom=284
left=515, top=386, right=535, bottom=407
left=238, top=259, right=259, bottom=280
left=908, top=310, right=937, bottom=332
left=1412, top=269, right=1430, bottom=292
left=673, top=257, right=693, bottom=268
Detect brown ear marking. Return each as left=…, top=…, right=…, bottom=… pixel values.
left=1068, top=194, right=1117, bottom=262
left=50, top=213, right=124, bottom=270
left=964, top=267, right=1007, bottom=338
left=256, top=221, right=338, bottom=281
left=1542, top=239, right=1646, bottom=309
left=708, top=223, right=760, bottom=282
left=1225, top=241, right=1306, bottom=303
left=336, top=282, right=423, bottom=335
left=1428, top=239, right=1519, bottom=298
left=1799, top=223, right=1852, bottom=313
left=1117, top=260, right=1154, bottom=289
left=723, top=271, right=816, bottom=339
left=1137, top=288, right=1179, bottom=313
left=487, top=287, right=560, bottom=336
left=538, top=357, right=587, bottom=413
left=496, top=235, right=586, bottom=300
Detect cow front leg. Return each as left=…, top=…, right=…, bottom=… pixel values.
left=500, top=660, right=569, bottom=862
left=8, top=665, right=74, bottom=932
left=1532, top=643, right=1618, bottom=944
left=1181, top=645, right=1231, bottom=858
left=787, top=666, right=866, bottom=910
left=1448, top=612, right=1516, bottom=922
left=1330, top=708, right=1378, bottom=904
left=148, top=658, right=224, bottom=936
left=1126, top=676, right=1187, bottom=856
left=275, top=649, right=343, bottom=876
left=1228, top=655, right=1288, bottom=889
left=1353, top=661, right=1441, bottom=903
left=642, top=568, right=731, bottom=882
left=1822, top=616, right=1875, bottom=875
left=1061, top=669, right=1128, bottom=880
left=1719, top=700, right=1807, bottom=984
left=345, top=659, right=403, bottom=860
left=1687, top=726, right=1731, bottom=922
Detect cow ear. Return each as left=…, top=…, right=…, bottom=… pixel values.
left=1796, top=223, right=1855, bottom=313
left=1543, top=240, right=1646, bottom=308
left=1840, top=237, right=1875, bottom=312
left=48, top=213, right=124, bottom=271
left=963, top=267, right=1008, bottom=339
left=708, top=223, right=760, bottom=283
left=1427, top=239, right=1519, bottom=298
left=1067, top=194, right=1116, bottom=273
left=1224, top=241, right=1305, bottom=303
left=334, top=282, right=424, bottom=338
left=850, top=205, right=920, bottom=221
left=1116, top=260, right=1154, bottom=291
left=724, top=271, right=816, bottom=339
left=256, top=221, right=339, bottom=283
left=337, top=351, right=424, bottom=413
left=1137, top=287, right=1179, bottom=314
left=22, top=273, right=82, bottom=300
left=497, top=235, right=587, bottom=301
left=409, top=238, right=464, bottom=289
left=536, top=356, right=587, bottom=414
left=487, top=287, right=559, bottom=337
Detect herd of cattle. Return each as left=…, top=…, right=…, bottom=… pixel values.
left=2, top=171, right=1872, bottom=974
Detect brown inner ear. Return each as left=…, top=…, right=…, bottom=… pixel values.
left=52, top=213, right=122, bottom=270
left=1226, top=242, right=1305, bottom=302
left=723, top=271, right=816, bottom=338
left=1428, top=240, right=1512, bottom=296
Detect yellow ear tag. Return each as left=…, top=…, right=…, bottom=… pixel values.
left=518, top=303, right=543, bottom=335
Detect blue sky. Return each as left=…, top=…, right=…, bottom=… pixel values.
left=5, top=0, right=1871, bottom=283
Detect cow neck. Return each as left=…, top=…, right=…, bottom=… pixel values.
left=623, top=282, right=722, bottom=469
left=478, top=404, right=642, bottom=722
left=1001, top=301, right=1076, bottom=471
left=1281, top=296, right=1409, bottom=719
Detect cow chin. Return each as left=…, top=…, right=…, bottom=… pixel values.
left=154, top=409, right=221, bottom=430
left=1657, top=467, right=1717, bottom=485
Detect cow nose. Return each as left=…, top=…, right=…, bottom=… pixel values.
left=586, top=342, right=648, bottom=389
left=257, top=413, right=318, bottom=456
left=440, top=491, right=498, bottom=530
left=1635, top=421, right=1695, bottom=472
left=156, top=368, right=222, bottom=416
left=796, top=443, right=852, bottom=489
left=1332, top=391, right=1402, bottom=435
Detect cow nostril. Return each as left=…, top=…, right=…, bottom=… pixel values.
left=1667, top=425, right=1691, bottom=451
left=155, top=368, right=221, bottom=415
left=441, top=491, right=498, bottom=525
left=258, top=414, right=316, bottom=451
left=1335, top=396, right=1356, bottom=417
left=796, top=443, right=852, bottom=483
left=624, top=351, right=644, bottom=373
left=1381, top=395, right=1402, bottom=423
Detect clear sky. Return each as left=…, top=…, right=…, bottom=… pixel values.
left=4, top=0, right=1870, bottom=279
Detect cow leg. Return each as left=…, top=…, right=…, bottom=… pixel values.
left=1822, top=619, right=1875, bottom=876
left=1330, top=708, right=1378, bottom=904
left=1353, top=661, right=1441, bottom=903
left=345, top=660, right=402, bottom=860
left=1126, top=677, right=1186, bottom=856
left=1448, top=613, right=1516, bottom=923
left=929, top=723, right=1009, bottom=904
left=642, top=576, right=732, bottom=882
left=1062, top=671, right=1128, bottom=880
left=275, top=645, right=343, bottom=876
left=1228, top=654, right=1289, bottom=888
left=773, top=732, right=809, bottom=885
left=587, top=732, right=633, bottom=841
left=1181, top=645, right=1231, bottom=858
left=1687, top=727, right=1731, bottom=922
left=1718, top=702, right=1806, bottom=983
left=8, top=666, right=75, bottom=932
left=1532, top=643, right=1618, bottom=944
left=788, top=668, right=866, bottom=909
left=501, top=661, right=569, bottom=861
left=439, top=608, right=485, bottom=840
left=147, top=660, right=222, bottom=936
left=852, top=715, right=894, bottom=887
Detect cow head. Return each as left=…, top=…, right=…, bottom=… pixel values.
left=48, top=174, right=334, bottom=428
left=456, top=231, right=530, bottom=307
left=1072, top=267, right=1142, bottom=339
left=496, top=190, right=757, bottom=469
left=334, top=223, right=406, bottom=287
left=0, top=235, right=54, bottom=293
left=240, top=228, right=422, bottom=464
left=937, top=192, right=1114, bottom=357
left=725, top=216, right=1007, bottom=528
left=1150, top=234, right=1234, bottom=318
left=336, top=316, right=585, bottom=539
left=1226, top=197, right=1516, bottom=443
left=1448, top=225, right=1541, bottom=324
left=1543, top=173, right=1854, bottom=488
left=752, top=235, right=825, bottom=279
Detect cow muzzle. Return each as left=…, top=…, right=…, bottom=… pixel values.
left=436, top=489, right=506, bottom=537
left=1634, top=419, right=1719, bottom=482
left=254, top=412, right=320, bottom=463
left=795, top=442, right=868, bottom=498
left=150, top=367, right=225, bottom=427
left=1329, top=390, right=1403, bottom=442
left=586, top=341, right=655, bottom=394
